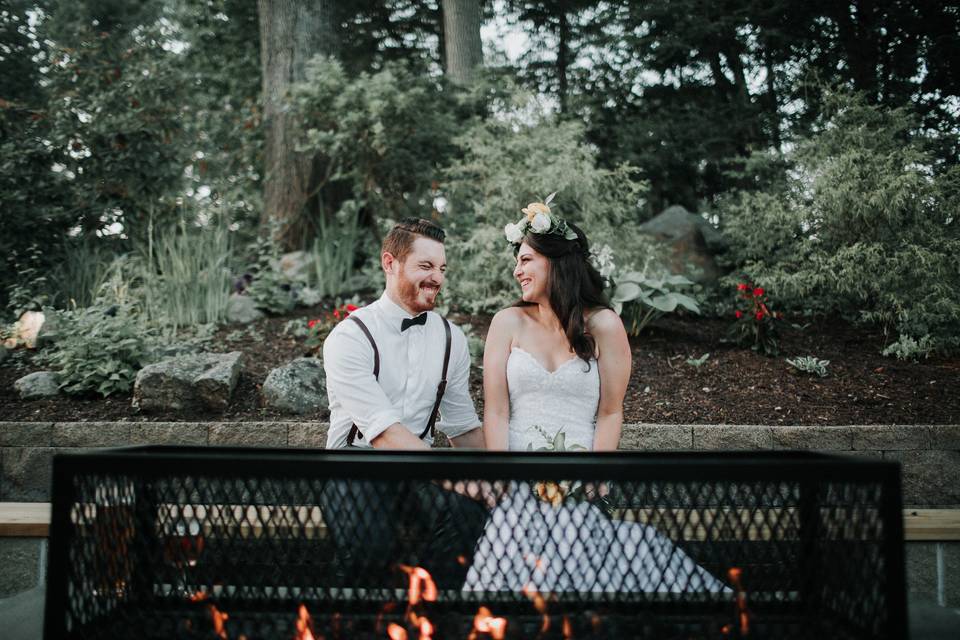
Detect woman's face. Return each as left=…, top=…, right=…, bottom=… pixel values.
left=514, top=242, right=550, bottom=303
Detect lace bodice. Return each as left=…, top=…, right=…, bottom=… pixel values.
left=507, top=347, right=600, bottom=451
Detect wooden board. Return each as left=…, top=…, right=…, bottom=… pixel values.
left=2, top=502, right=959, bottom=541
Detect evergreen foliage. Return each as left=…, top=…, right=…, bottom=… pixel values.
left=720, top=95, right=960, bottom=356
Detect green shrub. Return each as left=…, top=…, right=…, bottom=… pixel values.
left=37, top=302, right=158, bottom=397
left=441, top=92, right=653, bottom=314
left=719, top=94, right=960, bottom=356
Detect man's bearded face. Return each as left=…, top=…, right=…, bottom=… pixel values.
left=389, top=237, right=446, bottom=314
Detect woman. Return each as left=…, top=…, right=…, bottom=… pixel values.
left=463, top=195, right=725, bottom=593
left=482, top=197, right=630, bottom=453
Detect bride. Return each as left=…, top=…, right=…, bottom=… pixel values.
left=463, top=195, right=725, bottom=593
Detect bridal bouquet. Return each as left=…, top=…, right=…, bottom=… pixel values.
left=528, top=426, right=613, bottom=515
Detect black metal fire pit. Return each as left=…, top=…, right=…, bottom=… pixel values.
left=44, top=447, right=907, bottom=639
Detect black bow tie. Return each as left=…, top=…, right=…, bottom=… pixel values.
left=401, top=312, right=428, bottom=332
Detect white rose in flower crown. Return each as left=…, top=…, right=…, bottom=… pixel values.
left=530, top=211, right=552, bottom=233
left=504, top=222, right=525, bottom=244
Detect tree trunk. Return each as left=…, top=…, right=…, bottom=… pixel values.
left=442, top=0, right=483, bottom=84
left=258, top=0, right=337, bottom=250
left=557, top=8, right=569, bottom=113
left=762, top=40, right=782, bottom=151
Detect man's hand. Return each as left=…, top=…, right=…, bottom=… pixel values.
left=449, top=426, right=484, bottom=449
left=439, top=479, right=505, bottom=509
left=370, top=423, right=430, bottom=450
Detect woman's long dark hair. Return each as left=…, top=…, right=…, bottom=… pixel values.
left=515, top=222, right=611, bottom=365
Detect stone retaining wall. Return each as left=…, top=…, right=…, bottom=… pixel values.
left=2, top=422, right=958, bottom=505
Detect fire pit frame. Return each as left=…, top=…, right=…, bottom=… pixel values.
left=43, top=446, right=908, bottom=639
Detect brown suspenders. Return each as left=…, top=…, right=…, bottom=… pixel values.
left=345, top=314, right=452, bottom=447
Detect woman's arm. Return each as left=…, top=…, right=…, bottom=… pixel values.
left=590, top=309, right=632, bottom=451
left=482, top=309, right=518, bottom=450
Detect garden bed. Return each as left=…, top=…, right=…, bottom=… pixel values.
left=0, top=308, right=957, bottom=424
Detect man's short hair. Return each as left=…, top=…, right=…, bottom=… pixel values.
left=381, top=218, right=446, bottom=262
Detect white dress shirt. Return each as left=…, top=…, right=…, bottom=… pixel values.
left=323, top=291, right=480, bottom=448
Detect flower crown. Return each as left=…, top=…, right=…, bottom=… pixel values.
left=504, top=192, right=579, bottom=245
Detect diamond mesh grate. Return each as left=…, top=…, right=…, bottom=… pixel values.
left=44, top=447, right=906, bottom=639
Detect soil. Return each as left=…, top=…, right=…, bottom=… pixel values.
left=1, top=306, right=958, bottom=424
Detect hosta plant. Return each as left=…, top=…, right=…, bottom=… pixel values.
left=610, top=273, right=701, bottom=335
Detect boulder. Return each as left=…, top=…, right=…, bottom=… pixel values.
left=3, top=311, right=46, bottom=349
left=638, top=205, right=726, bottom=284
left=261, top=357, right=327, bottom=415
left=226, top=293, right=264, bottom=325
left=14, top=371, right=60, bottom=399
left=133, top=351, right=243, bottom=412
left=279, top=250, right=315, bottom=282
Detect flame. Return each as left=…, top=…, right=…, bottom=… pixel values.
left=398, top=565, right=438, bottom=605
left=387, top=623, right=408, bottom=640
left=590, top=613, right=602, bottom=633
left=562, top=615, right=572, bottom=639
left=417, top=616, right=434, bottom=639
left=522, top=583, right=550, bottom=633
left=207, top=603, right=229, bottom=639
left=727, top=567, right=751, bottom=636
left=295, top=604, right=317, bottom=640
left=189, top=591, right=208, bottom=602
left=457, top=555, right=468, bottom=566
left=469, top=606, right=507, bottom=640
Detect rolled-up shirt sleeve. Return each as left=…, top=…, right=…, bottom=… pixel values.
left=323, top=323, right=402, bottom=443
left=436, top=325, right=481, bottom=439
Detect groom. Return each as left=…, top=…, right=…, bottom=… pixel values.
left=320, top=218, right=486, bottom=588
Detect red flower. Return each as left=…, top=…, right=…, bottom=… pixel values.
left=332, top=309, right=341, bottom=320
left=735, top=310, right=743, bottom=319
left=755, top=311, right=764, bottom=321
left=737, top=283, right=749, bottom=291
left=307, top=319, right=319, bottom=329
left=345, top=304, right=359, bottom=313
left=752, top=287, right=765, bottom=297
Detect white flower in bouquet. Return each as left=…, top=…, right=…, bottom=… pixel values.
left=504, top=221, right=525, bottom=244
left=530, top=211, right=552, bottom=233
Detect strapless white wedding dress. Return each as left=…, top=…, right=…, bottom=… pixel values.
left=463, top=348, right=727, bottom=593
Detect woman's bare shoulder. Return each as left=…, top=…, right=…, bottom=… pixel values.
left=491, top=306, right=529, bottom=328
left=585, top=307, right=623, bottom=335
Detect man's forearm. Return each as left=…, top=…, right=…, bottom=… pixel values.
left=370, top=423, right=431, bottom=450
left=449, top=426, right=485, bottom=449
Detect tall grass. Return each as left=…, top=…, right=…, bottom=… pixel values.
left=48, top=238, right=116, bottom=309
left=138, top=215, right=234, bottom=333
left=310, top=204, right=364, bottom=297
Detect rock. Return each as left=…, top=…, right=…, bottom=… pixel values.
left=226, top=293, right=264, bottom=325
left=3, top=311, right=46, bottom=349
left=132, top=352, right=243, bottom=412
left=638, top=205, right=726, bottom=284
left=279, top=250, right=315, bottom=282
left=14, top=371, right=60, bottom=399
left=261, top=357, right=327, bottom=415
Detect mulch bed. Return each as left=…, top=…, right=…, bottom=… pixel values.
left=1, top=306, right=957, bottom=424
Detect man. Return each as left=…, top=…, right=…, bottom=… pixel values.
left=323, top=217, right=483, bottom=450
left=320, top=218, right=486, bottom=589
